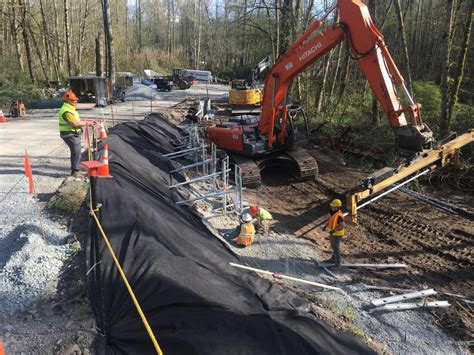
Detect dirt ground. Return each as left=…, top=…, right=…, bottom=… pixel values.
left=243, top=145, right=473, bottom=346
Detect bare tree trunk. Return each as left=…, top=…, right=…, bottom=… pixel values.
left=166, top=0, right=171, bottom=57
left=329, top=44, right=343, bottom=100
left=18, top=0, right=34, bottom=82
left=0, top=1, right=5, bottom=54
left=51, top=0, right=62, bottom=71
left=440, top=0, right=454, bottom=134
left=96, top=34, right=103, bottom=77
left=196, top=0, right=202, bottom=69
left=447, top=0, right=473, bottom=128
left=338, top=50, right=351, bottom=98
left=76, top=0, right=90, bottom=75
left=275, top=0, right=280, bottom=57
left=10, top=0, right=24, bottom=71
left=64, top=0, right=72, bottom=76
left=136, top=0, right=142, bottom=49
left=102, top=0, right=115, bottom=83
left=316, top=52, right=333, bottom=115
left=29, top=22, right=49, bottom=81
left=393, top=0, right=413, bottom=95
left=368, top=0, right=380, bottom=125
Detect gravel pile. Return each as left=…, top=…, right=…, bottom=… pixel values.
left=0, top=190, right=70, bottom=317
left=125, top=84, right=163, bottom=101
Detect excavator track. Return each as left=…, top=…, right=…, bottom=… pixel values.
left=230, top=154, right=262, bottom=188
left=286, top=148, right=319, bottom=181
left=230, top=148, right=318, bottom=188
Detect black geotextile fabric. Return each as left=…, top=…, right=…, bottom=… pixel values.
left=86, top=113, right=374, bottom=355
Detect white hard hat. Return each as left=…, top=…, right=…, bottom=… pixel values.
left=242, top=213, right=253, bottom=222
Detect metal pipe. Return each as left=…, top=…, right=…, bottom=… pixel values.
left=169, top=159, right=211, bottom=174
left=164, top=146, right=203, bottom=157
left=175, top=188, right=239, bottom=205
left=170, top=170, right=230, bottom=189
left=229, top=262, right=343, bottom=292
left=402, top=83, right=415, bottom=106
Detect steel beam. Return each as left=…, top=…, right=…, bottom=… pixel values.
left=347, top=129, right=474, bottom=222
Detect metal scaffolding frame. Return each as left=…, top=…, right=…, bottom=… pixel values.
left=168, top=142, right=244, bottom=218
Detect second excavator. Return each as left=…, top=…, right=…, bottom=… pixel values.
left=209, top=0, right=434, bottom=187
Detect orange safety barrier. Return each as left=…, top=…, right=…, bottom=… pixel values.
left=97, top=144, right=113, bottom=178
left=99, top=122, right=108, bottom=140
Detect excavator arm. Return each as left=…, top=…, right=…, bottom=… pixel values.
left=259, top=0, right=433, bottom=152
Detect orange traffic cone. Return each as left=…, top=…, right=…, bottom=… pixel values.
left=0, top=340, right=4, bottom=355
left=97, top=144, right=113, bottom=178
left=0, top=110, right=7, bottom=122
left=99, top=122, right=108, bottom=140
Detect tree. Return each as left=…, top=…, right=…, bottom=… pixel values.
left=101, top=0, right=115, bottom=82
left=447, top=0, right=473, bottom=129
left=64, top=0, right=72, bottom=76
left=440, top=0, right=454, bottom=134
left=393, top=0, right=413, bottom=95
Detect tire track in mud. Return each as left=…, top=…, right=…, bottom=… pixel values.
left=362, top=206, right=473, bottom=267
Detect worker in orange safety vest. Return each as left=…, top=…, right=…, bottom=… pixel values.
left=322, top=199, right=346, bottom=267
left=234, top=213, right=256, bottom=247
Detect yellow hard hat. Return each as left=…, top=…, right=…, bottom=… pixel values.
left=330, top=199, right=342, bottom=208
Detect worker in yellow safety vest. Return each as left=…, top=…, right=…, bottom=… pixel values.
left=234, top=213, right=256, bottom=247
left=59, top=90, right=96, bottom=178
left=249, top=205, right=272, bottom=237
left=322, top=199, right=346, bottom=267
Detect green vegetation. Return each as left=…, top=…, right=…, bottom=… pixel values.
left=346, top=325, right=366, bottom=338
left=49, top=182, right=88, bottom=216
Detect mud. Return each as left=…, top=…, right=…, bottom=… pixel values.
left=245, top=146, right=473, bottom=344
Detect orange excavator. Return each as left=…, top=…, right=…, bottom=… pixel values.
left=208, top=0, right=434, bottom=187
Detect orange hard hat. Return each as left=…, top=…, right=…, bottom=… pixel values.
left=249, top=205, right=259, bottom=216
left=64, top=90, right=78, bottom=102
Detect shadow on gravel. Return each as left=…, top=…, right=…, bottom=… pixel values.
left=0, top=224, right=33, bottom=268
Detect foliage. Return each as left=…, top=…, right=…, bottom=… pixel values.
left=412, top=81, right=441, bottom=135
left=0, top=80, right=46, bottom=108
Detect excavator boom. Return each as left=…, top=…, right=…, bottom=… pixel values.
left=208, top=0, right=443, bottom=187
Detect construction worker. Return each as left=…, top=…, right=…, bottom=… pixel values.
left=234, top=213, right=256, bottom=247
left=249, top=205, right=272, bottom=237
left=322, top=199, right=346, bottom=267
left=59, top=90, right=96, bottom=178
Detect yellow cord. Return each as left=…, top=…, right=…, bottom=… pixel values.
left=90, top=209, right=164, bottom=355
left=85, top=138, right=163, bottom=355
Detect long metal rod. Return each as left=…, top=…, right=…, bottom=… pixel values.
left=164, top=146, right=203, bottom=158
left=176, top=188, right=239, bottom=205
left=318, top=263, right=407, bottom=269
left=229, top=262, right=343, bottom=292
left=204, top=211, right=238, bottom=220
left=379, top=301, right=450, bottom=311
left=170, top=170, right=230, bottom=189
left=353, top=169, right=431, bottom=213
left=372, top=289, right=437, bottom=307
left=169, top=159, right=211, bottom=174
